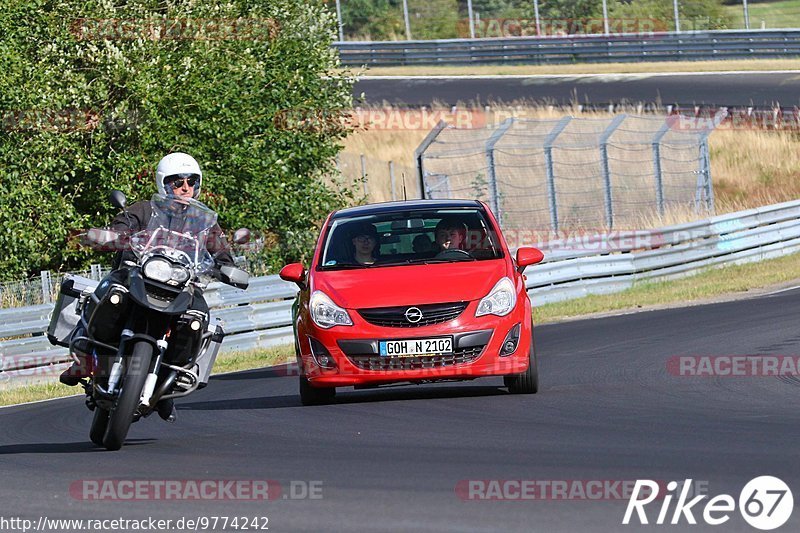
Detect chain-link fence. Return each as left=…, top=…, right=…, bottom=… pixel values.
left=416, top=113, right=719, bottom=231
left=328, top=0, right=799, bottom=41
left=336, top=152, right=420, bottom=203
left=0, top=264, right=111, bottom=309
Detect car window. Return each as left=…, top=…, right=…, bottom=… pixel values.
left=318, top=208, right=503, bottom=270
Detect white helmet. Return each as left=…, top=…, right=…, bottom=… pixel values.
left=156, top=152, right=202, bottom=198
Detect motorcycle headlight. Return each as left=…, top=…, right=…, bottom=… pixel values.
left=143, top=258, right=173, bottom=283
left=310, top=290, right=353, bottom=329
left=143, top=258, right=189, bottom=285
left=476, top=277, right=517, bottom=317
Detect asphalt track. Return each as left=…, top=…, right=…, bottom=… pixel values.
left=2, top=287, right=800, bottom=532
left=355, top=71, right=800, bottom=108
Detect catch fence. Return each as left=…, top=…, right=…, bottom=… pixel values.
left=415, top=113, right=721, bottom=232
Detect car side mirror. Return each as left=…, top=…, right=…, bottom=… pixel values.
left=218, top=265, right=249, bottom=290
left=109, top=190, right=127, bottom=210
left=233, top=228, right=251, bottom=245
left=516, top=247, right=544, bottom=273
left=280, top=262, right=307, bottom=290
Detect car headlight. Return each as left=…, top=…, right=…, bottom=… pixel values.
left=310, top=290, right=353, bottom=329
left=143, top=258, right=190, bottom=285
left=476, top=277, right=517, bottom=317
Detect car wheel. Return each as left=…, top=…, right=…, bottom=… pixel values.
left=299, top=375, right=336, bottom=406
left=504, top=330, right=539, bottom=394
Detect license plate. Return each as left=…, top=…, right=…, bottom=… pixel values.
left=379, top=337, right=453, bottom=357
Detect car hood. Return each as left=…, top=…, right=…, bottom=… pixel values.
left=313, top=259, right=510, bottom=309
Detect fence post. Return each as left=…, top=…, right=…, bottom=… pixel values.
left=389, top=161, right=397, bottom=201
left=90, top=264, right=102, bottom=281
left=335, top=0, right=344, bottom=41
left=599, top=114, right=626, bottom=230
left=673, top=0, right=681, bottom=32
left=543, top=116, right=572, bottom=233
left=414, top=120, right=448, bottom=199
left=485, top=118, right=514, bottom=225
left=360, top=154, right=368, bottom=196
left=652, top=120, right=672, bottom=217
left=40, top=271, right=52, bottom=305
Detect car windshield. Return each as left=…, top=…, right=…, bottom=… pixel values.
left=318, top=208, right=503, bottom=270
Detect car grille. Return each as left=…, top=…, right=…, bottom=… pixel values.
left=358, top=301, right=468, bottom=328
left=346, top=345, right=485, bottom=371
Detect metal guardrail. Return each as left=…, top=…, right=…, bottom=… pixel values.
left=335, top=29, right=800, bottom=66
left=2, top=198, right=800, bottom=385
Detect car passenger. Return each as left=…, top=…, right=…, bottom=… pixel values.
left=412, top=233, right=434, bottom=254
left=350, top=222, right=379, bottom=265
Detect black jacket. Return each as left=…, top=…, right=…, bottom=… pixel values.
left=110, top=199, right=235, bottom=269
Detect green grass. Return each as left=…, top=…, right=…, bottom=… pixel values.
left=4, top=250, right=800, bottom=407
left=0, top=345, right=293, bottom=408
left=723, top=0, right=800, bottom=29
left=534, top=250, right=800, bottom=324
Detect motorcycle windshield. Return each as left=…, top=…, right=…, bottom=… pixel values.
left=130, top=194, right=218, bottom=276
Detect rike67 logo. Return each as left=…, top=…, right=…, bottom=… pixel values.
left=623, top=477, right=793, bottom=530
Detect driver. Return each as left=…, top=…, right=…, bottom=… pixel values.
left=434, top=217, right=468, bottom=252
left=59, top=153, right=235, bottom=423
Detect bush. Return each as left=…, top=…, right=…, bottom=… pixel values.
left=0, top=0, right=356, bottom=281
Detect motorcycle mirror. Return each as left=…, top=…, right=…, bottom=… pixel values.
left=233, top=228, right=251, bottom=245
left=218, top=265, right=250, bottom=290
left=110, top=190, right=127, bottom=210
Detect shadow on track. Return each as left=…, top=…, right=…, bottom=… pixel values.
left=180, top=384, right=510, bottom=411
left=0, top=439, right=156, bottom=455
left=212, top=365, right=299, bottom=382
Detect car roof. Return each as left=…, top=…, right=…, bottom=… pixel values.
left=331, top=199, right=484, bottom=219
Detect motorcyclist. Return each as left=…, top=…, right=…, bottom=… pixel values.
left=59, top=152, right=235, bottom=422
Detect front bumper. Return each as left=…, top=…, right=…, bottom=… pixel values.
left=299, top=301, right=531, bottom=387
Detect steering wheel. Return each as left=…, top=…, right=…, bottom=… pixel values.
left=434, top=248, right=473, bottom=260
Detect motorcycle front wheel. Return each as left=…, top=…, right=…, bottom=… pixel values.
left=103, top=340, right=152, bottom=451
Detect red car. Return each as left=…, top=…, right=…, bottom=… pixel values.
left=280, top=200, right=544, bottom=405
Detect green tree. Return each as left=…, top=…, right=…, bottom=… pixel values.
left=0, top=0, right=356, bottom=281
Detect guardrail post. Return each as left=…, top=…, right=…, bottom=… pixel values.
left=485, top=118, right=514, bottom=225
left=414, top=120, right=448, bottom=199
left=652, top=120, right=672, bottom=217
left=599, top=114, right=627, bottom=230
left=40, top=271, right=52, bottom=305
left=543, top=116, right=572, bottom=233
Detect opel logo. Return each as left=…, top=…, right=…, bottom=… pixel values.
left=404, top=307, right=423, bottom=323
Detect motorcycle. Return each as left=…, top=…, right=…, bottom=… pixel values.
left=47, top=191, right=250, bottom=450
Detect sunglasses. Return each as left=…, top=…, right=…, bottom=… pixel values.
left=165, top=174, right=199, bottom=189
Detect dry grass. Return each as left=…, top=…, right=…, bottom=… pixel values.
left=710, top=128, right=800, bottom=212
left=357, top=59, right=800, bottom=77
